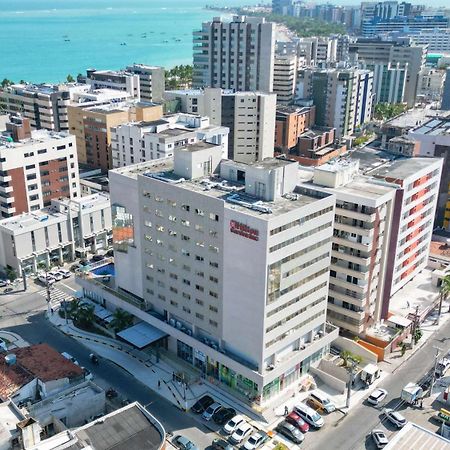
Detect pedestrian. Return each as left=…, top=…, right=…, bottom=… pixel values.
left=50, top=307, right=54, bottom=315
left=172, top=371, right=175, bottom=382
left=406, top=301, right=410, bottom=308
left=284, top=405, right=289, bottom=415
left=158, top=380, right=161, bottom=389
left=420, top=399, right=423, bottom=408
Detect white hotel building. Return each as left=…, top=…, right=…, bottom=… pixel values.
left=77, top=143, right=338, bottom=404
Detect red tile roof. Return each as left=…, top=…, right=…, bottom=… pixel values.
left=0, top=344, right=83, bottom=400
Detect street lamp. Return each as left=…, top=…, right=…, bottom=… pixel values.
left=430, top=346, right=442, bottom=397
left=345, top=358, right=358, bottom=409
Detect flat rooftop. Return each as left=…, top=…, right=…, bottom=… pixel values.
left=412, top=115, right=450, bottom=136
left=384, top=422, right=450, bottom=449
left=114, top=159, right=323, bottom=219
left=383, top=107, right=447, bottom=130
left=0, top=401, right=24, bottom=447
left=0, top=208, right=67, bottom=233
left=0, top=129, right=71, bottom=150
left=368, top=156, right=439, bottom=180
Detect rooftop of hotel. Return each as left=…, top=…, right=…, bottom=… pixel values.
left=113, top=156, right=326, bottom=218
left=0, top=208, right=66, bottom=233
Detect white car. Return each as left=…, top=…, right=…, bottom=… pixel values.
left=58, top=269, right=71, bottom=279
left=38, top=274, right=55, bottom=285
left=368, top=388, right=388, bottom=405
left=223, top=414, right=245, bottom=434
left=384, top=409, right=407, bottom=428
left=243, top=431, right=269, bottom=450
left=229, top=422, right=252, bottom=445
left=202, top=402, right=222, bottom=421
left=82, top=367, right=94, bottom=381
left=371, top=429, right=388, bottom=448
left=49, top=271, right=63, bottom=281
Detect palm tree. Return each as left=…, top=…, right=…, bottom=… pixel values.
left=110, top=308, right=134, bottom=333
left=74, top=303, right=95, bottom=327
left=440, top=274, right=450, bottom=315
left=67, top=298, right=83, bottom=319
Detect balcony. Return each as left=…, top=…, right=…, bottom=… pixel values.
left=335, top=205, right=376, bottom=222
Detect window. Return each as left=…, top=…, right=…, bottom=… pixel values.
left=209, top=291, right=218, bottom=298
left=209, top=276, right=218, bottom=283
left=209, top=213, right=219, bottom=222
left=196, top=313, right=204, bottom=320
left=210, top=261, right=219, bottom=268
left=209, top=320, right=218, bottom=327
left=195, top=255, right=204, bottom=262
left=183, top=279, right=191, bottom=286
left=195, top=284, right=204, bottom=292
left=181, top=204, right=190, bottom=212
left=195, top=208, right=204, bottom=216
left=209, top=305, right=218, bottom=313
left=170, top=300, right=178, bottom=307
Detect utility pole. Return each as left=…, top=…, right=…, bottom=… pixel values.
left=45, top=269, right=52, bottom=316
left=345, top=359, right=358, bottom=409
left=436, top=291, right=443, bottom=326
left=430, top=347, right=442, bottom=397
left=411, top=305, right=419, bottom=348
left=20, top=263, right=27, bottom=292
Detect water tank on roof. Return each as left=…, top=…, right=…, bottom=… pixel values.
left=5, top=354, right=16, bottom=365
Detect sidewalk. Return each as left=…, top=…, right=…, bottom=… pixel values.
left=0, top=330, right=29, bottom=349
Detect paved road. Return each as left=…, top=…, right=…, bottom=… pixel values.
left=0, top=279, right=217, bottom=450
left=306, top=318, right=450, bottom=450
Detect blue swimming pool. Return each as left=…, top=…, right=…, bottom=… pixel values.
left=91, top=263, right=115, bottom=277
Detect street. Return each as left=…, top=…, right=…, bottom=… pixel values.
left=1, top=278, right=449, bottom=450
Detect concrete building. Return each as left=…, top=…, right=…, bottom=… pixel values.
left=0, top=401, right=26, bottom=450
left=417, top=68, right=445, bottom=103
left=0, top=193, right=112, bottom=273
left=193, top=16, right=275, bottom=92
left=274, top=105, right=316, bottom=153
left=273, top=53, right=298, bottom=105
left=0, top=116, right=80, bottom=219
left=442, top=68, right=450, bottom=110
left=298, top=161, right=396, bottom=335
left=111, top=113, right=229, bottom=167
left=349, top=38, right=427, bottom=107
left=296, top=68, right=374, bottom=138
left=78, top=144, right=338, bottom=405
left=67, top=100, right=163, bottom=171
left=125, top=64, right=165, bottom=102
left=369, top=62, right=407, bottom=104
left=164, top=89, right=277, bottom=163
left=352, top=147, right=443, bottom=309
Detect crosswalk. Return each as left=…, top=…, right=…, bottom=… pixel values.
left=38, top=287, right=74, bottom=308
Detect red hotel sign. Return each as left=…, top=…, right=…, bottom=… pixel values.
left=230, top=220, right=259, bottom=241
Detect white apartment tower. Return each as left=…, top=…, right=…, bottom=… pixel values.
left=78, top=144, right=338, bottom=405
left=193, top=16, right=275, bottom=92
left=273, top=53, right=298, bottom=105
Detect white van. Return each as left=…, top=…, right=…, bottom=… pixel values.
left=294, top=402, right=325, bottom=428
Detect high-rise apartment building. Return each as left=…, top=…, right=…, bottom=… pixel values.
left=298, top=161, right=396, bottom=335
left=111, top=113, right=229, bottom=167
left=0, top=116, right=80, bottom=218
left=368, top=62, right=407, bottom=104
left=273, top=53, right=298, bottom=105
left=125, top=64, right=165, bottom=103
left=349, top=38, right=427, bottom=106
left=441, top=69, right=450, bottom=111
left=296, top=68, right=374, bottom=138
left=164, top=89, right=277, bottom=164
left=67, top=101, right=163, bottom=172
left=78, top=144, right=339, bottom=405
left=193, top=16, right=275, bottom=92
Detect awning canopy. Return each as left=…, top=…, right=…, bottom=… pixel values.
left=117, top=322, right=167, bottom=349
left=81, top=299, right=113, bottom=323
left=388, top=315, right=412, bottom=328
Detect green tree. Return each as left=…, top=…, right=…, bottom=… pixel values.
left=5, top=268, right=17, bottom=281
left=66, top=74, right=75, bottom=83
left=414, top=326, right=423, bottom=344
left=374, top=103, right=407, bottom=121
left=110, top=308, right=134, bottom=333
left=440, top=274, right=450, bottom=312
left=1, top=79, right=14, bottom=88
left=399, top=341, right=407, bottom=357
left=340, top=350, right=362, bottom=367
left=73, top=303, right=95, bottom=327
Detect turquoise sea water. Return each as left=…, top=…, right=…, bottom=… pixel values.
left=0, top=0, right=249, bottom=83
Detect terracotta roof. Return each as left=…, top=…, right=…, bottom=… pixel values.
left=0, top=344, right=83, bottom=400
left=430, top=241, right=450, bottom=261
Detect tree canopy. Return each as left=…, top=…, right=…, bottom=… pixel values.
left=374, top=103, right=407, bottom=121
left=165, top=65, right=193, bottom=89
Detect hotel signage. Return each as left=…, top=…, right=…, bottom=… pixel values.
left=230, top=220, right=259, bottom=241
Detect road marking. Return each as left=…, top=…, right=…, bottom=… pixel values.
left=60, top=282, right=77, bottom=292
left=37, top=287, right=74, bottom=307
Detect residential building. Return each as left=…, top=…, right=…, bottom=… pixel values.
left=273, top=53, right=298, bottom=105
left=387, top=135, right=420, bottom=156
left=295, top=36, right=338, bottom=66
left=164, top=89, right=277, bottom=163
left=274, top=105, right=316, bottom=152
left=193, top=16, right=275, bottom=92
left=67, top=100, right=163, bottom=171
left=272, top=0, right=295, bottom=15
left=384, top=29, right=450, bottom=53
left=417, top=68, right=446, bottom=103
left=125, top=64, right=165, bottom=102
left=296, top=68, right=374, bottom=138
left=349, top=38, right=427, bottom=106
left=0, top=343, right=84, bottom=403
left=442, top=68, right=450, bottom=110
left=361, top=15, right=449, bottom=38
left=298, top=161, right=396, bottom=335
left=0, top=401, right=26, bottom=450
left=352, top=147, right=443, bottom=308
left=86, top=69, right=141, bottom=98
left=0, top=116, right=80, bottom=218
left=368, top=62, right=407, bottom=104
left=0, top=193, right=112, bottom=273
left=15, top=402, right=166, bottom=450
left=0, top=84, right=72, bottom=132
left=111, top=113, right=229, bottom=167
left=78, top=144, right=339, bottom=405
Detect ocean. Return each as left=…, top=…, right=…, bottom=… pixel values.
left=0, top=0, right=250, bottom=83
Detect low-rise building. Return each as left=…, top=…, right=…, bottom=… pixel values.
left=111, top=113, right=229, bottom=167
left=0, top=401, right=26, bottom=450
left=0, top=116, right=80, bottom=219
left=0, top=193, right=112, bottom=273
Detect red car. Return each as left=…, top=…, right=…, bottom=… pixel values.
left=285, top=411, right=310, bottom=433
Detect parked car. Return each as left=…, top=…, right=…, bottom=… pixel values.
left=211, top=439, right=234, bottom=450
left=243, top=430, right=269, bottom=450
left=294, top=402, right=324, bottom=428
left=368, top=388, right=388, bottom=406
left=3, top=287, right=13, bottom=294
left=173, top=435, right=199, bottom=450
left=91, top=254, right=105, bottom=262
left=191, top=395, right=214, bottom=414
left=202, top=402, right=222, bottom=421
left=49, top=271, right=63, bottom=281
left=58, top=269, right=71, bottom=279
left=275, top=421, right=304, bottom=445
left=223, top=414, right=245, bottom=434
left=371, top=429, right=389, bottom=448
left=213, top=407, right=236, bottom=425
left=383, top=409, right=407, bottom=428
left=0, top=280, right=9, bottom=287
left=70, top=263, right=81, bottom=272
left=38, top=274, right=55, bottom=285
left=106, top=249, right=114, bottom=257
left=229, top=422, right=252, bottom=445
left=285, top=411, right=310, bottom=433
left=308, top=391, right=336, bottom=413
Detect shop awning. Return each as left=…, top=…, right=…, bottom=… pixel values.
left=81, top=298, right=113, bottom=323
left=117, top=322, right=167, bottom=349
